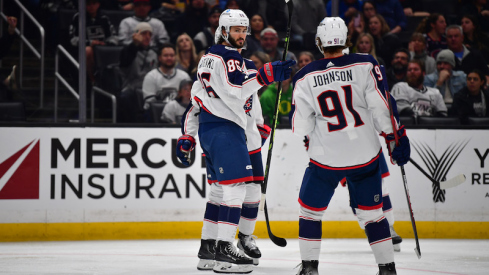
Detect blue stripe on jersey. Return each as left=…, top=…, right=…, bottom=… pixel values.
left=207, top=45, right=258, bottom=87
left=299, top=217, right=322, bottom=240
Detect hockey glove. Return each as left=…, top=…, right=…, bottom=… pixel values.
left=257, top=60, right=297, bottom=85
left=382, top=126, right=410, bottom=166
left=303, top=135, right=309, bottom=151
left=257, top=124, right=271, bottom=146
left=176, top=135, right=196, bottom=166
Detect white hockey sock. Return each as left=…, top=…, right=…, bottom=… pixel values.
left=238, top=184, right=260, bottom=235
left=217, top=183, right=246, bottom=243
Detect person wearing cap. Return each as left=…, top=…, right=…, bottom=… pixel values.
left=69, top=0, right=118, bottom=83
left=193, top=6, right=222, bottom=53
left=424, top=49, right=467, bottom=104
left=160, top=79, right=193, bottom=124
left=118, top=22, right=158, bottom=122
left=259, top=27, right=296, bottom=62
left=291, top=17, right=408, bottom=275
left=142, top=43, right=191, bottom=114
left=118, top=0, right=169, bottom=49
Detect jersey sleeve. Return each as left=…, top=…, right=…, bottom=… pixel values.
left=181, top=81, right=201, bottom=136
left=364, top=62, right=395, bottom=135
left=290, top=76, right=316, bottom=136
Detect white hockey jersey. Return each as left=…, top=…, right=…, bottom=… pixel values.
left=190, top=44, right=264, bottom=130
left=391, top=82, right=447, bottom=117
left=182, top=58, right=265, bottom=152
left=291, top=54, right=395, bottom=168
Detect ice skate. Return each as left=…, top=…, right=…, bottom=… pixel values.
left=378, top=262, right=397, bottom=275
left=296, top=260, right=319, bottom=275
left=237, top=232, right=261, bottom=265
left=213, top=240, right=253, bottom=274
left=390, top=226, right=402, bottom=252
left=197, top=239, right=216, bottom=270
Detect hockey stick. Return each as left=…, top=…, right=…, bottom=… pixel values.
left=380, top=66, right=421, bottom=259
left=409, top=158, right=466, bottom=189
left=258, top=0, right=294, bottom=248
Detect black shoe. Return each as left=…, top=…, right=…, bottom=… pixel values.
left=297, top=260, right=319, bottom=275
left=237, top=232, right=261, bottom=265
left=197, top=239, right=216, bottom=270
left=378, top=262, right=397, bottom=275
left=214, top=240, right=253, bottom=265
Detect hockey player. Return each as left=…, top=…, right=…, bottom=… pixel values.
left=175, top=9, right=295, bottom=274
left=291, top=17, right=410, bottom=275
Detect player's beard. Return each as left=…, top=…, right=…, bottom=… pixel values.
left=407, top=74, right=424, bottom=89
left=228, top=35, right=245, bottom=49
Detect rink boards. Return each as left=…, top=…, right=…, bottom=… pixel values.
left=0, top=127, right=488, bottom=241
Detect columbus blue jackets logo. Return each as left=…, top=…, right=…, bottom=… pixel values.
left=244, top=96, right=253, bottom=117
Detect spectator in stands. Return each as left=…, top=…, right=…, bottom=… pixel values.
left=118, top=0, right=170, bottom=49
left=462, top=0, right=489, bottom=31
left=372, top=0, right=406, bottom=34
left=160, top=79, right=192, bottom=124
left=415, top=13, right=447, bottom=57
left=260, top=67, right=296, bottom=126
left=424, top=49, right=467, bottom=104
left=142, top=43, right=191, bottom=112
left=260, top=0, right=288, bottom=32
left=399, top=0, right=430, bottom=17
left=99, top=0, right=139, bottom=10
left=259, top=28, right=296, bottom=62
left=362, top=1, right=377, bottom=22
left=249, top=51, right=271, bottom=71
left=409, top=32, right=436, bottom=74
left=453, top=69, right=489, bottom=123
left=119, top=22, right=158, bottom=92
left=292, top=0, right=326, bottom=45
left=386, top=48, right=409, bottom=89
left=175, top=0, right=208, bottom=39
left=0, top=16, right=20, bottom=102
left=368, top=14, right=402, bottom=66
left=249, top=51, right=270, bottom=96
left=298, top=51, right=315, bottom=70
left=243, top=13, right=266, bottom=58
left=224, top=0, right=240, bottom=9
left=175, top=33, right=198, bottom=75
left=354, top=32, right=385, bottom=66
left=445, top=25, right=489, bottom=81
left=69, top=0, right=118, bottom=84
left=326, top=0, right=361, bottom=25
left=193, top=6, right=221, bottom=53
left=461, top=15, right=489, bottom=62
left=391, top=60, right=447, bottom=117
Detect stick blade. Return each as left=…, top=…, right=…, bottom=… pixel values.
left=440, top=174, right=466, bottom=190
left=270, top=235, right=287, bottom=247
left=414, top=247, right=422, bottom=259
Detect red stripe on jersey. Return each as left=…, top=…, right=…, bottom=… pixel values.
left=340, top=177, right=347, bottom=187
left=381, top=171, right=390, bottom=178
left=248, top=148, right=261, bottom=155
left=219, top=176, right=254, bottom=185
left=253, top=176, right=264, bottom=181
left=370, top=237, right=392, bottom=246
left=310, top=149, right=381, bottom=170
left=298, top=197, right=328, bottom=211
left=369, top=70, right=389, bottom=109
left=357, top=203, right=383, bottom=210
left=207, top=179, right=218, bottom=184
left=207, top=53, right=259, bottom=89
left=193, top=96, right=212, bottom=114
